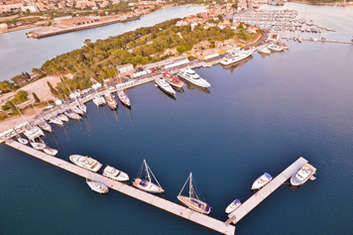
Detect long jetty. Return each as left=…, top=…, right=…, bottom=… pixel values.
left=226, top=157, right=309, bottom=225
left=5, top=139, right=235, bottom=235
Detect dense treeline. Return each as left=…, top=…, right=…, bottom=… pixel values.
left=41, top=19, right=235, bottom=91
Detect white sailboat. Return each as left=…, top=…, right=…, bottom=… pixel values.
left=72, top=105, right=85, bottom=115
left=177, top=172, right=211, bottom=214
left=133, top=159, right=164, bottom=193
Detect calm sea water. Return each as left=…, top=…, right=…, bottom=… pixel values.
left=0, top=41, right=352, bottom=235
left=0, top=5, right=206, bottom=81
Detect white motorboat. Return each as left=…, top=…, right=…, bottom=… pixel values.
left=72, top=106, right=85, bottom=115
left=17, top=136, right=28, bottom=145
left=93, top=95, right=106, bottom=106
left=30, top=141, right=46, bottom=150
left=220, top=49, right=254, bottom=65
left=64, top=110, right=81, bottom=120
left=257, top=45, right=271, bottom=55
left=69, top=154, right=102, bottom=172
left=86, top=179, right=109, bottom=194
left=103, top=165, right=129, bottom=182
left=49, top=117, right=64, bottom=126
left=225, top=199, right=241, bottom=214
left=38, top=121, right=52, bottom=132
left=268, top=43, right=284, bottom=52
left=178, top=69, right=211, bottom=88
left=251, top=172, right=272, bottom=190
left=43, top=146, right=58, bottom=156
left=155, top=78, right=176, bottom=96
left=290, top=163, right=317, bottom=186
left=24, top=126, right=44, bottom=140
left=133, top=159, right=164, bottom=193
left=177, top=172, right=211, bottom=214
left=104, top=93, right=118, bottom=110
left=57, top=114, right=69, bottom=122
left=117, top=90, right=131, bottom=107
left=78, top=103, right=87, bottom=113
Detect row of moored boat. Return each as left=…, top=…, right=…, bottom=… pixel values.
left=93, top=90, right=131, bottom=110
left=68, top=155, right=316, bottom=215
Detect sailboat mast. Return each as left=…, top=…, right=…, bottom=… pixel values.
left=144, top=159, right=152, bottom=182
left=189, top=172, right=192, bottom=198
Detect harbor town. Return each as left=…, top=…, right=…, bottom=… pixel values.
left=0, top=1, right=352, bottom=235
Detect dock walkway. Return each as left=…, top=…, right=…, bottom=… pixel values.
left=5, top=140, right=235, bottom=235
left=226, top=157, right=308, bottom=224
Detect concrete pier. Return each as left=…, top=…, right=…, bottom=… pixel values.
left=226, top=157, right=309, bottom=224
left=5, top=140, right=235, bottom=235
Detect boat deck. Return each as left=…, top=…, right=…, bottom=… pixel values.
left=5, top=140, right=235, bottom=235
left=226, top=157, right=309, bottom=224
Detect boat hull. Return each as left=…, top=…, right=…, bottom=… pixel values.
left=177, top=196, right=211, bottom=214
left=69, top=155, right=102, bottom=172
left=225, top=200, right=241, bottom=214
left=133, top=178, right=164, bottom=193
left=251, top=173, right=272, bottom=190
left=86, top=179, right=109, bottom=194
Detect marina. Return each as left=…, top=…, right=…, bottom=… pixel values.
left=4, top=139, right=316, bottom=235
left=0, top=41, right=351, bottom=234
left=0, top=3, right=352, bottom=235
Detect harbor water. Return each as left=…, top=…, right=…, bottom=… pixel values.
left=0, top=41, right=352, bottom=235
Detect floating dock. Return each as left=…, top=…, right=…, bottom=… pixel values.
left=5, top=140, right=235, bottom=235
left=226, top=157, right=309, bottom=224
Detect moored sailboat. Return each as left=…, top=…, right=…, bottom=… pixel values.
left=177, top=172, right=211, bottom=214
left=133, top=159, right=164, bottom=193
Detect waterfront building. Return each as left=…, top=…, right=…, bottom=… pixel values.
left=0, top=23, right=8, bottom=33
left=117, top=64, right=134, bottom=74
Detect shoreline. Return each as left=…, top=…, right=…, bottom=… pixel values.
left=288, top=0, right=353, bottom=6
left=0, top=4, right=185, bottom=37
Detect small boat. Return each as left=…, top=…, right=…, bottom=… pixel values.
left=23, top=126, right=44, bottom=140
left=117, top=90, right=131, bottom=107
left=178, top=69, right=211, bottom=88
left=69, top=154, right=102, bottom=172
left=93, top=95, right=106, bottom=106
left=267, top=43, right=284, bottom=52
left=225, top=199, right=241, bottom=214
left=64, top=110, right=81, bottom=120
left=220, top=49, right=254, bottom=65
left=103, top=165, right=129, bottom=182
left=251, top=172, right=272, bottom=190
left=133, top=159, right=164, bottom=193
left=257, top=45, right=271, bottom=55
left=86, top=179, right=109, bottom=194
left=72, top=106, right=85, bottom=115
left=290, top=163, right=317, bottom=186
left=43, top=146, right=58, bottom=156
left=177, top=172, right=211, bottom=214
left=155, top=78, right=176, bottom=96
left=57, top=114, right=69, bottom=122
left=104, top=93, right=118, bottom=110
left=77, top=102, right=87, bottom=114
left=49, top=117, right=64, bottom=126
left=162, top=72, right=184, bottom=89
left=17, top=136, right=28, bottom=145
left=38, top=121, right=52, bottom=132
left=30, top=141, right=46, bottom=150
